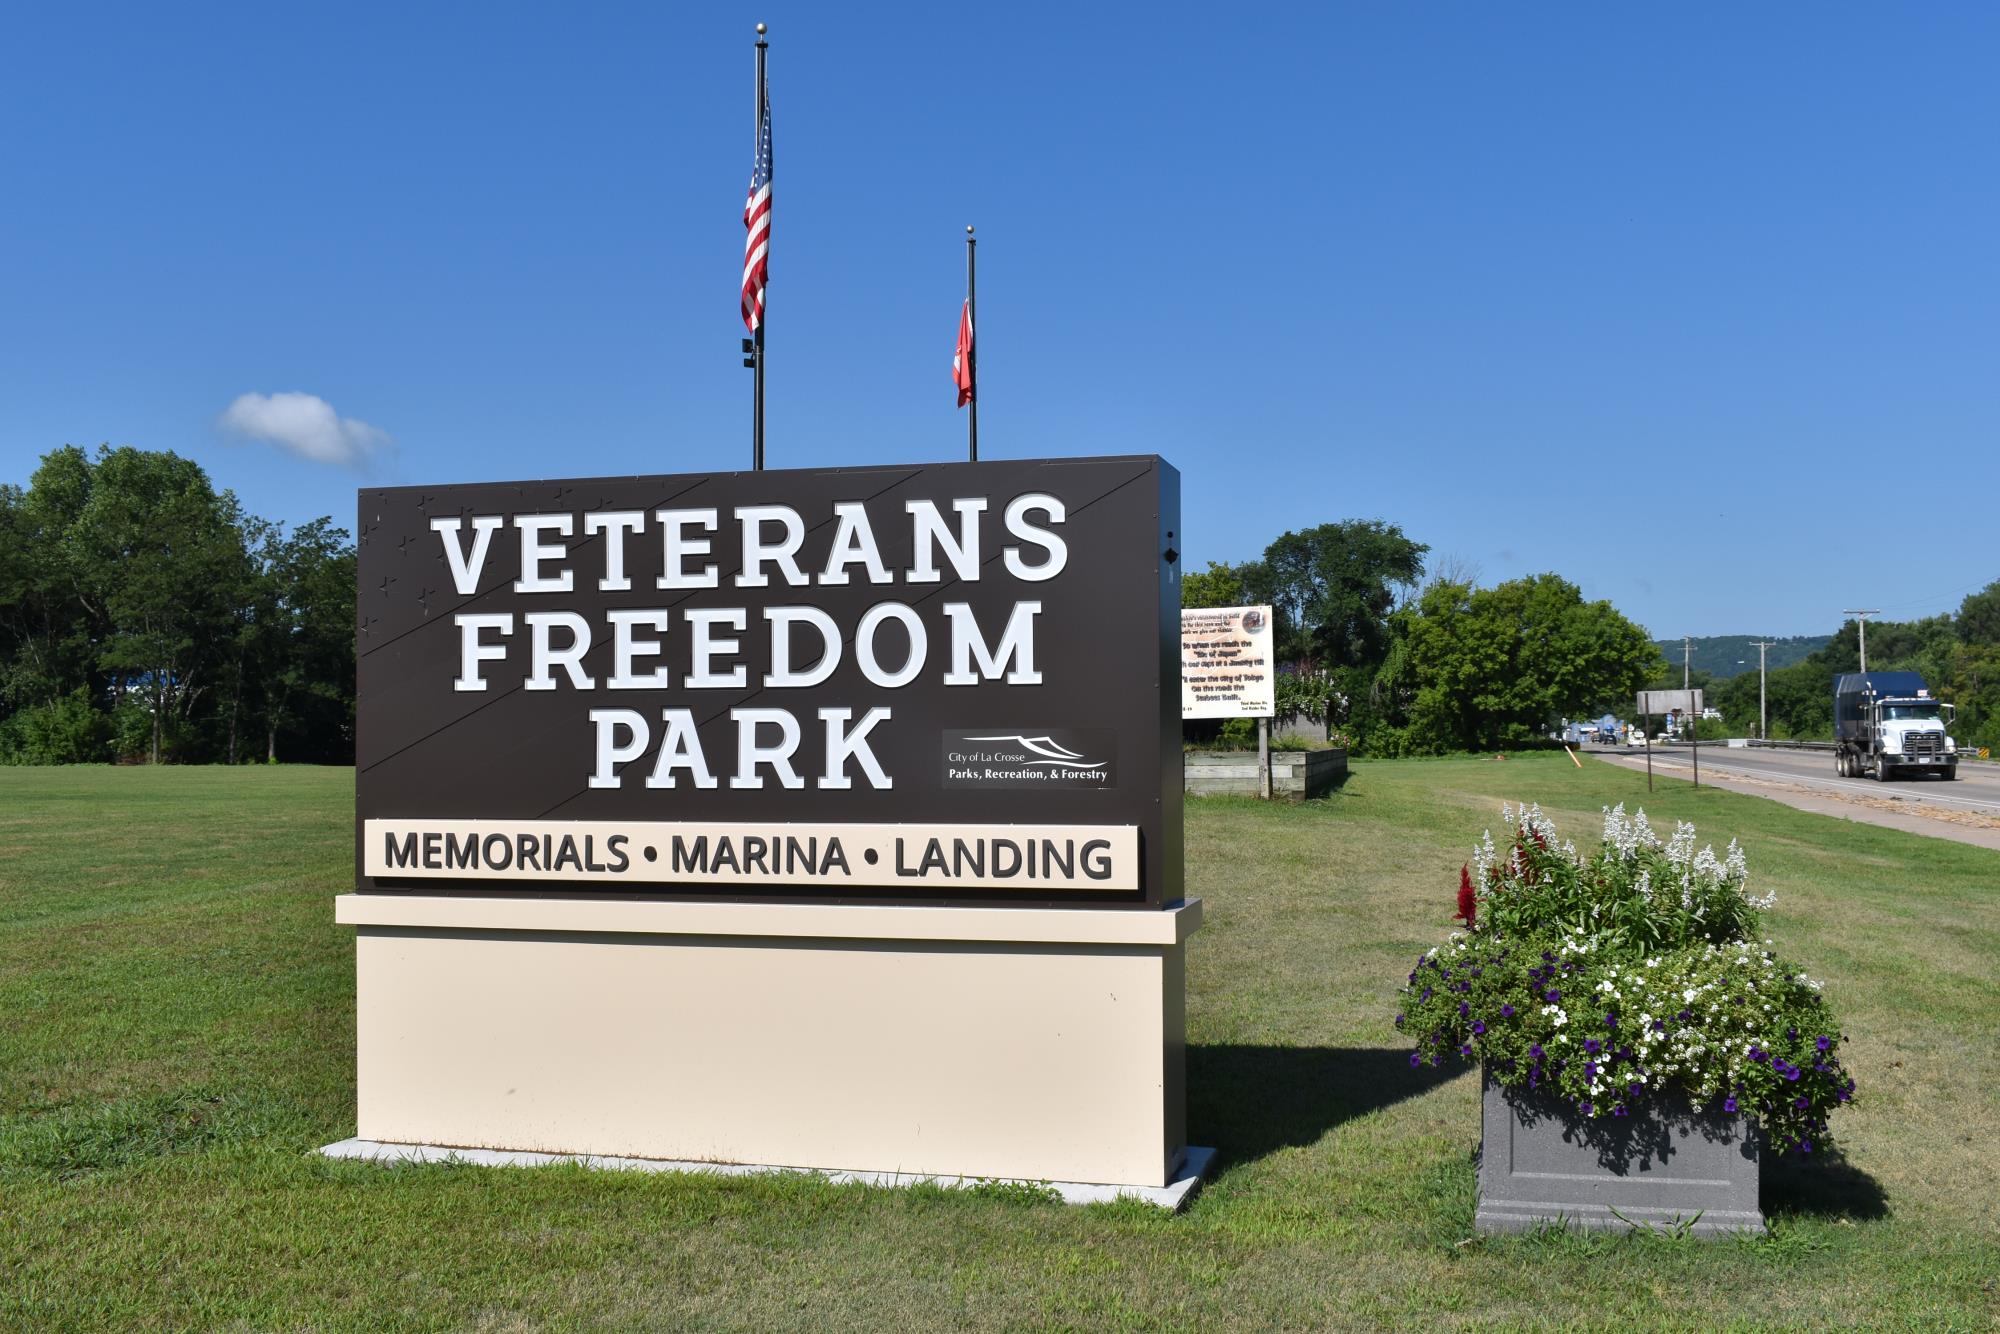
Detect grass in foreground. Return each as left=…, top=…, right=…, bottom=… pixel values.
left=0, top=757, right=1996, bottom=1331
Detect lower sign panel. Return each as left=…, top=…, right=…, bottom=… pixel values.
left=364, top=820, right=1139, bottom=892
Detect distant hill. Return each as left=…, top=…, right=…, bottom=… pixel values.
left=1651, top=635, right=1831, bottom=679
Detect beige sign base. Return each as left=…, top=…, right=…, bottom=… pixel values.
left=334, top=894, right=1202, bottom=1189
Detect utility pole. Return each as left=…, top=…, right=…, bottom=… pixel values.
left=1843, top=609, right=1881, bottom=672
left=1682, top=636, right=1692, bottom=689
left=1750, top=640, right=1775, bottom=739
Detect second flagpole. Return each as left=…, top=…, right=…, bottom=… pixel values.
left=752, top=26, right=768, bottom=470
left=965, top=226, right=978, bottom=462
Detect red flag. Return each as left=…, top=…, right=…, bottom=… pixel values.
left=952, top=299, right=974, bottom=407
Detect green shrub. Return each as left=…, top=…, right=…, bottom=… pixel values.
left=0, top=690, right=112, bottom=764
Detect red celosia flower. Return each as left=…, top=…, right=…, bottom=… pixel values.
left=1455, top=863, right=1477, bottom=926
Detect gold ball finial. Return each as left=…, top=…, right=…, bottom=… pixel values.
left=756, top=22, right=767, bottom=35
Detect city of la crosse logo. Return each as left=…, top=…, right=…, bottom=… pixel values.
left=959, top=734, right=1108, bottom=769
left=941, top=728, right=1118, bottom=789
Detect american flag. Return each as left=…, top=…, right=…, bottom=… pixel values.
left=741, top=85, right=772, bottom=333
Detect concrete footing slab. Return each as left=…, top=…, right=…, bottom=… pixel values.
left=319, top=1138, right=1216, bottom=1211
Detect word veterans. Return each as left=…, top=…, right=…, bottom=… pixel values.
left=364, top=819, right=1141, bottom=892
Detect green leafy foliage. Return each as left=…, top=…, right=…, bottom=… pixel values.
left=1370, top=575, right=1661, bottom=754
left=0, top=446, right=355, bottom=763
left=1179, top=560, right=1246, bottom=610
left=1396, top=804, right=1854, bottom=1157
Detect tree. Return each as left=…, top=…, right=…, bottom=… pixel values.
left=1958, top=580, right=2000, bottom=646
left=1179, top=560, right=1246, bottom=610
left=0, top=444, right=358, bottom=765
left=1388, top=574, right=1660, bottom=753
left=246, top=517, right=356, bottom=763
left=75, top=448, right=251, bottom=762
left=1239, top=521, right=1427, bottom=669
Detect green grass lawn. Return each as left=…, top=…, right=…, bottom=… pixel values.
left=2, top=757, right=1996, bottom=1331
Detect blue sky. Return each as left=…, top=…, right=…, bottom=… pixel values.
left=3, top=3, right=1995, bottom=638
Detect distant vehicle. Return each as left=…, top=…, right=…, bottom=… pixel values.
left=1833, top=671, right=1959, bottom=782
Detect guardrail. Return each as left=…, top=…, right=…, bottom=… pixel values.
left=1743, top=738, right=1993, bottom=762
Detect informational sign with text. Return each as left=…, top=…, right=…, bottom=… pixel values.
left=1180, top=605, right=1275, bottom=719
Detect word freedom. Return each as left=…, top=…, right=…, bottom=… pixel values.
left=431, top=494, right=1069, bottom=789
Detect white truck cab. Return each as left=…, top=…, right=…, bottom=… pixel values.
left=1834, top=673, right=1959, bottom=782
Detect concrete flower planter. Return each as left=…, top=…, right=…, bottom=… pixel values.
left=1476, top=1072, right=1765, bottom=1236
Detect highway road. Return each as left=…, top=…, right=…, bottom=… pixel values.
left=1588, top=742, right=2000, bottom=849
left=1596, top=743, right=2000, bottom=814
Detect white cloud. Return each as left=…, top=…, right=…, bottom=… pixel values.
left=219, top=391, right=392, bottom=468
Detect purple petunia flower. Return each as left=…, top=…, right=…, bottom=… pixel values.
left=1501, top=1004, right=1516, bottom=1018
left=1529, top=1044, right=1544, bottom=1060
left=1817, top=1036, right=1831, bottom=1052
left=1545, top=989, right=1562, bottom=1003
left=1459, top=1044, right=1474, bottom=1058
left=1395, top=1014, right=1405, bottom=1027
left=1798, top=1140, right=1813, bottom=1154
left=1583, top=1038, right=1602, bottom=1056
left=1605, top=1014, right=1617, bottom=1029
left=1723, top=1097, right=1738, bottom=1113
left=1786, top=1065, right=1801, bottom=1083
left=1795, top=1096, right=1810, bottom=1110
left=1421, top=988, right=1433, bottom=1001
left=1580, top=1102, right=1594, bottom=1116
left=1459, top=1001, right=1470, bottom=1017
left=1612, top=1104, right=1628, bottom=1117
left=1584, top=1062, right=1599, bottom=1078
left=1410, top=1052, right=1422, bottom=1067
left=1472, top=1020, right=1486, bottom=1035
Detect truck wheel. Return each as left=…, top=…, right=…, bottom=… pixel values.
left=1942, top=766, right=1958, bottom=782
left=1876, top=759, right=1894, bottom=782
left=1839, top=752, right=1854, bottom=778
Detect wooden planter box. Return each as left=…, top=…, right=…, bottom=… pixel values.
left=1476, top=1072, right=1765, bottom=1235
left=1183, top=749, right=1347, bottom=800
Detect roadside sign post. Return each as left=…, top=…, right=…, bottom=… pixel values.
left=1257, top=717, right=1271, bottom=800
left=1637, top=690, right=1707, bottom=792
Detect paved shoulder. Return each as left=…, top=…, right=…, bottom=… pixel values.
left=1591, top=748, right=2000, bottom=852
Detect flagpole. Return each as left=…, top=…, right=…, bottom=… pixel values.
left=752, top=24, right=768, bottom=471
left=965, top=225, right=978, bottom=462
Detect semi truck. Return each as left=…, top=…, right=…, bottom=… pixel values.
left=1833, top=671, right=1959, bottom=781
